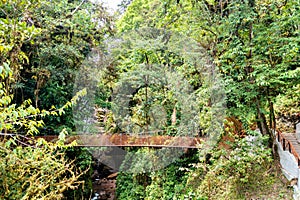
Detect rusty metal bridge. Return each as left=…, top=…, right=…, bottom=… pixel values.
left=36, top=134, right=203, bottom=148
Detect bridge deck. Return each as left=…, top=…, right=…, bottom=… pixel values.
left=36, top=134, right=203, bottom=148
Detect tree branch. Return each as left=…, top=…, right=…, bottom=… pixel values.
left=70, top=0, right=86, bottom=16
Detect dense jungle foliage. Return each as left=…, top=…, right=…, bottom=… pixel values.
left=0, top=0, right=112, bottom=199
left=0, top=0, right=299, bottom=199
left=113, top=0, right=299, bottom=199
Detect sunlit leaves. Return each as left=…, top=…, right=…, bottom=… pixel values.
left=0, top=137, right=84, bottom=200
left=0, top=71, right=86, bottom=135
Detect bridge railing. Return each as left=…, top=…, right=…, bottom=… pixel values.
left=276, top=131, right=300, bottom=167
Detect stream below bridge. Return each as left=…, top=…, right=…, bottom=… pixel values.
left=91, top=161, right=117, bottom=200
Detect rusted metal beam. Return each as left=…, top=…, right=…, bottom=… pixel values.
left=36, top=134, right=203, bottom=148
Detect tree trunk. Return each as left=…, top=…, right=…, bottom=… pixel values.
left=256, top=98, right=277, bottom=154
left=269, top=99, right=276, bottom=131
left=256, top=98, right=268, bottom=134
left=269, top=98, right=277, bottom=156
